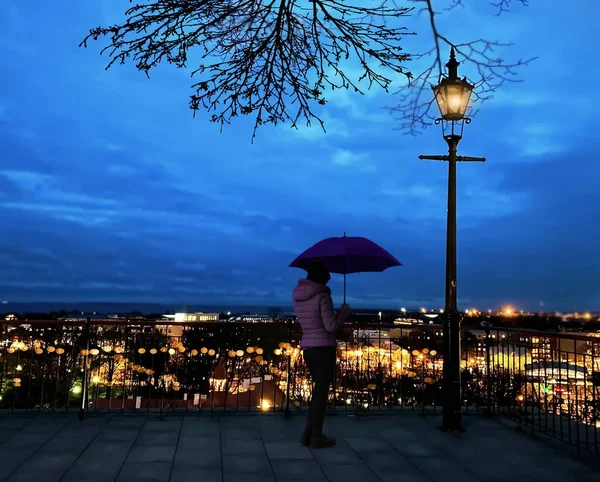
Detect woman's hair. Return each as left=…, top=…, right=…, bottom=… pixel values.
left=307, top=259, right=331, bottom=285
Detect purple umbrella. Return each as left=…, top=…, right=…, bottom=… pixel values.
left=289, top=233, right=402, bottom=303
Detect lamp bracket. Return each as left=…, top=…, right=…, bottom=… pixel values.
left=418, top=154, right=486, bottom=163
left=435, top=117, right=471, bottom=140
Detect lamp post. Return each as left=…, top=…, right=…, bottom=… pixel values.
left=419, top=47, right=486, bottom=432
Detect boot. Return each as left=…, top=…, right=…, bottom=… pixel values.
left=301, top=412, right=313, bottom=446
left=309, top=434, right=336, bottom=449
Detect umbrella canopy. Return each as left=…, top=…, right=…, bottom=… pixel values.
left=289, top=234, right=402, bottom=302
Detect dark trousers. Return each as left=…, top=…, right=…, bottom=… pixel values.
left=303, top=346, right=336, bottom=436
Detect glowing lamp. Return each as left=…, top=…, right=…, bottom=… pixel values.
left=432, top=48, right=473, bottom=122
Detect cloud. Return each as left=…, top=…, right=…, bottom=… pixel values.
left=287, top=115, right=351, bottom=140
left=331, top=149, right=375, bottom=172
left=0, top=0, right=598, bottom=310
left=379, top=183, right=436, bottom=199
left=175, top=262, right=208, bottom=272
left=490, top=91, right=552, bottom=108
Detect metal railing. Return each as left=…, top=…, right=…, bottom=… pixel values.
left=482, top=324, right=600, bottom=454
left=0, top=319, right=598, bottom=454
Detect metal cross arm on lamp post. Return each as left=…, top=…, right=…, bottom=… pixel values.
left=418, top=47, right=486, bottom=433
left=419, top=155, right=487, bottom=163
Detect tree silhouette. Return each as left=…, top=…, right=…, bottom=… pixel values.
left=80, top=0, right=534, bottom=139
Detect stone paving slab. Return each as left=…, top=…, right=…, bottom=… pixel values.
left=0, top=413, right=597, bottom=482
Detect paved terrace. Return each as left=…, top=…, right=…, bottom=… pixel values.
left=0, top=413, right=597, bottom=482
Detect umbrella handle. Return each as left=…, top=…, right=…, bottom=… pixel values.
left=343, top=273, right=346, bottom=304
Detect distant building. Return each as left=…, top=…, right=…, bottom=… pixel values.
left=164, top=312, right=220, bottom=322
left=525, top=360, right=587, bottom=380
left=353, top=328, right=390, bottom=342
left=160, top=312, right=221, bottom=337
left=58, top=313, right=108, bottom=322
left=229, top=314, right=273, bottom=323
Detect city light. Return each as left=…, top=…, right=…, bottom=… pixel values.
left=0, top=313, right=598, bottom=436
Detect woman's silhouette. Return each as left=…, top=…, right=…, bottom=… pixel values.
left=292, top=260, right=351, bottom=448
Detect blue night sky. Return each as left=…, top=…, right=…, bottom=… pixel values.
left=0, top=1, right=598, bottom=312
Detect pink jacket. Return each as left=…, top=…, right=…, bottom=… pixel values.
left=292, top=279, right=350, bottom=348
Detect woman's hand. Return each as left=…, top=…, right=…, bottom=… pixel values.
left=341, top=303, right=351, bottom=312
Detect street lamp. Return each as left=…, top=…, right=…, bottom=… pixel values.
left=419, top=47, right=486, bottom=432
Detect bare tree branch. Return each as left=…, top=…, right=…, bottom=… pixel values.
left=81, top=0, right=535, bottom=139
left=80, top=0, right=414, bottom=141
left=386, top=0, right=535, bottom=135
left=491, top=0, right=529, bottom=16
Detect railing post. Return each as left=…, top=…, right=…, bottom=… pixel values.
left=284, top=319, right=292, bottom=419
left=78, top=318, right=91, bottom=421
left=421, top=355, right=426, bottom=417
left=482, top=320, right=492, bottom=415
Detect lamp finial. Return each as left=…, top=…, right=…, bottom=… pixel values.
left=446, top=47, right=459, bottom=80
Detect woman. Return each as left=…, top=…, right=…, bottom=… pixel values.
left=292, top=260, right=351, bottom=449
